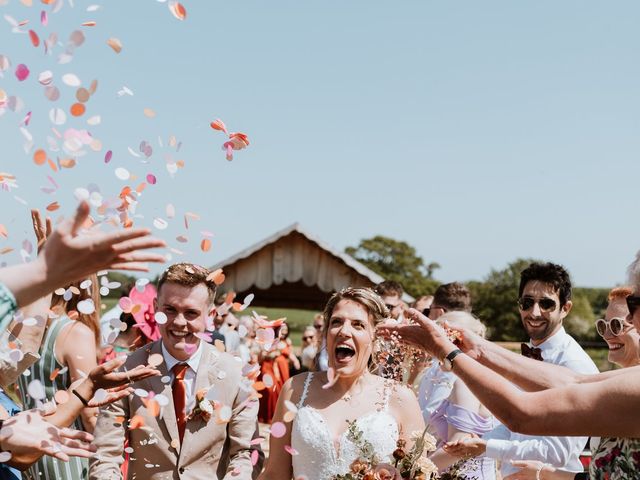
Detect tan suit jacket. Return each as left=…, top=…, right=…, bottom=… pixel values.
left=89, top=340, right=259, bottom=480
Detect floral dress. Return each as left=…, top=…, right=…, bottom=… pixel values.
left=590, top=437, right=640, bottom=479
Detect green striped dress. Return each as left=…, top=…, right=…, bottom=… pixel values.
left=18, top=316, right=89, bottom=480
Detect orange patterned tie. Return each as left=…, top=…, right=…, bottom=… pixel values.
left=172, top=363, right=188, bottom=442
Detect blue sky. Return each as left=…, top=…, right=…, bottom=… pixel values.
left=1, top=0, right=639, bottom=288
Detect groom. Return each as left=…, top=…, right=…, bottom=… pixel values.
left=89, top=263, right=259, bottom=480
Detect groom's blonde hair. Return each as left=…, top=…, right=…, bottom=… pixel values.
left=321, top=287, right=389, bottom=339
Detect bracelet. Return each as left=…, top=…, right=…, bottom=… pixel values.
left=72, top=388, right=90, bottom=407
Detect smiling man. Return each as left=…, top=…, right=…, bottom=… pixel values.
left=89, top=263, right=260, bottom=480
left=454, top=262, right=599, bottom=477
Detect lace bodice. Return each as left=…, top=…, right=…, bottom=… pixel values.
left=291, top=373, right=399, bottom=480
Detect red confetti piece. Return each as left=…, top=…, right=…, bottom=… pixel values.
left=29, top=30, right=40, bottom=47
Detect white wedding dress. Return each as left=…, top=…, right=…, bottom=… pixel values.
left=291, top=372, right=399, bottom=480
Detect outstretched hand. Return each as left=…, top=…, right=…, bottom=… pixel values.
left=41, top=201, right=167, bottom=287
left=84, top=356, right=161, bottom=407
left=377, top=308, right=456, bottom=360
left=0, top=407, right=96, bottom=464
left=443, top=437, right=487, bottom=458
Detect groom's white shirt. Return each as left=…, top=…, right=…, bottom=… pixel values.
left=482, top=327, right=599, bottom=476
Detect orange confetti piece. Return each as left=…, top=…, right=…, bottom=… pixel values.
left=47, top=158, right=58, bottom=172
left=129, top=415, right=145, bottom=429
left=253, top=381, right=266, bottom=391
left=168, top=1, right=187, bottom=20
left=143, top=108, right=156, bottom=118
left=70, top=103, right=85, bottom=117
left=89, top=79, right=98, bottom=95
left=46, top=201, right=59, bottom=212
left=33, top=149, right=46, bottom=165
left=232, top=302, right=243, bottom=311
left=107, top=37, right=122, bottom=53
left=81, top=21, right=96, bottom=27
left=224, top=291, right=236, bottom=304
left=114, top=416, right=126, bottom=424
left=146, top=399, right=160, bottom=417
left=59, top=158, right=76, bottom=169
left=207, top=268, right=225, bottom=285
left=0, top=248, right=14, bottom=255
left=41, top=0, right=55, bottom=4
left=210, top=119, right=228, bottom=135
left=136, top=182, right=147, bottom=193
left=200, top=238, right=211, bottom=252
left=28, top=29, right=39, bottom=47
left=49, top=368, right=60, bottom=381
left=0, top=225, right=7, bottom=239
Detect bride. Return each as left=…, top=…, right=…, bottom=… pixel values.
left=259, top=287, right=425, bottom=480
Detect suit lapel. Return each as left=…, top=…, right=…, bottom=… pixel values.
left=145, top=341, right=180, bottom=447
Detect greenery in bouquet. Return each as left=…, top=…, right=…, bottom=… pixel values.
left=332, top=422, right=440, bottom=480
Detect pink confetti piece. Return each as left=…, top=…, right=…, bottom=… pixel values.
left=284, top=445, right=299, bottom=456
left=194, top=332, right=212, bottom=342
left=270, top=422, right=286, bottom=438
left=41, top=11, right=48, bottom=26
left=118, top=296, right=133, bottom=313
left=15, top=64, right=29, bottom=81
left=183, top=342, right=197, bottom=355
left=104, top=150, right=112, bottom=163
left=146, top=173, right=157, bottom=184
left=250, top=437, right=264, bottom=446
left=250, top=449, right=259, bottom=466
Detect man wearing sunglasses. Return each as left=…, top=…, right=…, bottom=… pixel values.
left=438, top=263, right=599, bottom=478
left=374, top=280, right=405, bottom=320
left=417, top=282, right=473, bottom=424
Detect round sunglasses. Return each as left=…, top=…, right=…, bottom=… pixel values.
left=595, top=317, right=631, bottom=337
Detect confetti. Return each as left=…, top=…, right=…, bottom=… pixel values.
left=146, top=174, right=157, bottom=184
left=284, top=445, right=299, bottom=456
left=168, top=1, right=187, bottom=20
left=62, top=73, right=81, bottom=87
left=77, top=299, right=95, bottom=314
left=38, top=70, right=53, bottom=85
left=81, top=21, right=97, bottom=27
left=143, top=108, right=156, bottom=118
left=45, top=201, right=59, bottom=212
left=104, top=150, right=112, bottom=163
left=33, top=149, right=46, bottom=165
left=28, top=29, right=39, bottom=47
left=200, top=238, right=211, bottom=252
left=70, top=103, right=86, bottom=116
left=54, top=390, right=69, bottom=404
left=251, top=449, right=260, bottom=466
left=153, top=217, right=168, bottom=230
left=270, top=422, right=286, bottom=438
left=49, top=107, right=66, bottom=125
left=15, top=64, right=29, bottom=81
left=148, top=353, right=164, bottom=367
left=76, top=87, right=90, bottom=103
left=27, top=379, right=46, bottom=400
left=115, top=167, right=130, bottom=180
left=107, top=37, right=122, bottom=53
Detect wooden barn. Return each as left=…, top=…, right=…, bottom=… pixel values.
left=211, top=223, right=414, bottom=311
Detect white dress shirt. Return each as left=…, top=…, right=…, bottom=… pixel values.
left=483, top=327, right=599, bottom=477
left=161, top=340, right=204, bottom=412
left=417, top=362, right=456, bottom=424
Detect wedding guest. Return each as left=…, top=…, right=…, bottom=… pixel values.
left=300, top=326, right=318, bottom=371
left=258, top=325, right=290, bottom=423
left=378, top=254, right=640, bottom=440
left=279, top=322, right=301, bottom=375
left=428, top=312, right=497, bottom=479
left=313, top=313, right=329, bottom=371
left=503, top=286, right=640, bottom=480
left=374, top=280, right=405, bottom=320
left=413, top=295, right=434, bottom=315
left=443, top=263, right=598, bottom=477
left=89, top=263, right=259, bottom=480
left=418, top=282, right=473, bottom=422
left=259, top=287, right=425, bottom=480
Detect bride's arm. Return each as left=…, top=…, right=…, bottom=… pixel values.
left=257, top=377, right=297, bottom=480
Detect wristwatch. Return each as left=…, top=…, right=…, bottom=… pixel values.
left=441, top=348, right=463, bottom=372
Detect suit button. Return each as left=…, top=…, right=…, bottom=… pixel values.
left=179, top=467, right=185, bottom=474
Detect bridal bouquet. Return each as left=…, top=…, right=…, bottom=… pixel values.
left=332, top=422, right=439, bottom=480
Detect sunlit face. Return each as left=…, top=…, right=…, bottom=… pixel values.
left=603, top=299, right=640, bottom=368
left=154, top=282, right=211, bottom=361
left=519, top=281, right=571, bottom=345
left=326, top=299, right=375, bottom=378
left=382, top=294, right=403, bottom=320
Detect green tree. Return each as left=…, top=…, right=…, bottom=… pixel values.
left=345, top=236, right=439, bottom=298
left=565, top=291, right=596, bottom=340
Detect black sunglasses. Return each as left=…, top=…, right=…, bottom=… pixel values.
left=627, top=295, right=640, bottom=317
left=422, top=308, right=431, bottom=317
left=518, top=297, right=557, bottom=312
left=302, top=335, right=315, bottom=340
